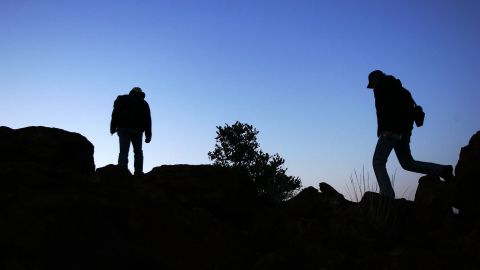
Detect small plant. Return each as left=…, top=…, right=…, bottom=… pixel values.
left=345, top=166, right=378, bottom=202
left=345, top=167, right=407, bottom=202
left=345, top=167, right=412, bottom=239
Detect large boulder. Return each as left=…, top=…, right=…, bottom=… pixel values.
left=97, top=164, right=259, bottom=270
left=455, top=131, right=480, bottom=220
left=138, top=164, right=257, bottom=216
left=414, top=175, right=455, bottom=230
left=0, top=126, right=95, bottom=176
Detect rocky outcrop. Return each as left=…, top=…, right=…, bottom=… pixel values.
left=455, top=131, right=480, bottom=220
left=414, top=175, right=455, bottom=231
left=1, top=126, right=479, bottom=270
left=0, top=126, right=95, bottom=177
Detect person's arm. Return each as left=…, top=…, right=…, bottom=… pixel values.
left=144, top=102, right=152, bottom=143
left=110, top=99, right=118, bottom=134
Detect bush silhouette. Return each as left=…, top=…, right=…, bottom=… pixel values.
left=208, top=121, right=301, bottom=202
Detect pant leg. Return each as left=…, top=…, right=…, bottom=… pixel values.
left=394, top=132, right=444, bottom=176
left=117, top=128, right=130, bottom=169
left=130, top=130, right=144, bottom=175
left=373, top=134, right=398, bottom=198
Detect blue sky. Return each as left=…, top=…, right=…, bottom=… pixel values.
left=1, top=0, right=479, bottom=198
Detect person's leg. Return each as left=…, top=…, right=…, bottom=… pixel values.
left=373, top=134, right=398, bottom=198
left=117, top=128, right=130, bottom=169
left=131, top=129, right=144, bottom=175
left=394, top=132, right=445, bottom=176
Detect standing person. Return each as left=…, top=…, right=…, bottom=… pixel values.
left=367, top=70, right=453, bottom=198
left=110, top=87, right=152, bottom=176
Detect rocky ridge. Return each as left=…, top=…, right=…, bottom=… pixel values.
left=0, top=126, right=479, bottom=270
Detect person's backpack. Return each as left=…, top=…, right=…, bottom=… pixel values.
left=401, top=86, right=425, bottom=128
left=412, top=100, right=425, bottom=127
left=113, top=94, right=147, bottom=129
left=113, top=95, right=131, bottom=123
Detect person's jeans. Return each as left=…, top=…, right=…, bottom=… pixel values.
left=118, top=128, right=143, bottom=175
left=372, top=132, right=445, bottom=198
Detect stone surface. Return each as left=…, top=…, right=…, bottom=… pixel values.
left=455, top=131, right=480, bottom=220
left=1, top=126, right=480, bottom=269
left=0, top=126, right=95, bottom=176
left=414, top=175, right=455, bottom=230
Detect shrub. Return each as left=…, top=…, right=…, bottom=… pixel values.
left=208, top=121, right=301, bottom=202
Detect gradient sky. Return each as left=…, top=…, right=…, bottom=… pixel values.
left=1, top=0, right=479, bottom=199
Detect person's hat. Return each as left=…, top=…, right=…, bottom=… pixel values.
left=367, top=70, right=385, bottom=89
left=129, top=87, right=146, bottom=98
left=131, top=87, right=143, bottom=93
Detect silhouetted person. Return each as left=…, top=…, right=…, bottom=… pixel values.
left=110, top=87, right=152, bottom=176
left=367, top=70, right=453, bottom=198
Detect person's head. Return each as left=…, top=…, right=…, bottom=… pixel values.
left=367, top=70, right=386, bottom=89
left=129, top=87, right=146, bottom=98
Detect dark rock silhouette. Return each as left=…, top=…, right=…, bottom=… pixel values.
left=414, top=175, right=455, bottom=231
left=455, top=131, right=480, bottom=220
left=1, top=126, right=479, bottom=269
left=0, top=126, right=95, bottom=176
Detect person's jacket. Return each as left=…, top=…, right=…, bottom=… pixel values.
left=110, top=91, right=152, bottom=139
left=373, top=75, right=415, bottom=137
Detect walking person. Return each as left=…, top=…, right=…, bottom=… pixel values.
left=367, top=70, right=453, bottom=198
left=110, top=87, right=152, bottom=176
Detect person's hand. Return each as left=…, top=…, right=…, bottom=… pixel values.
left=145, top=137, right=151, bottom=143
left=110, top=127, right=117, bottom=135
